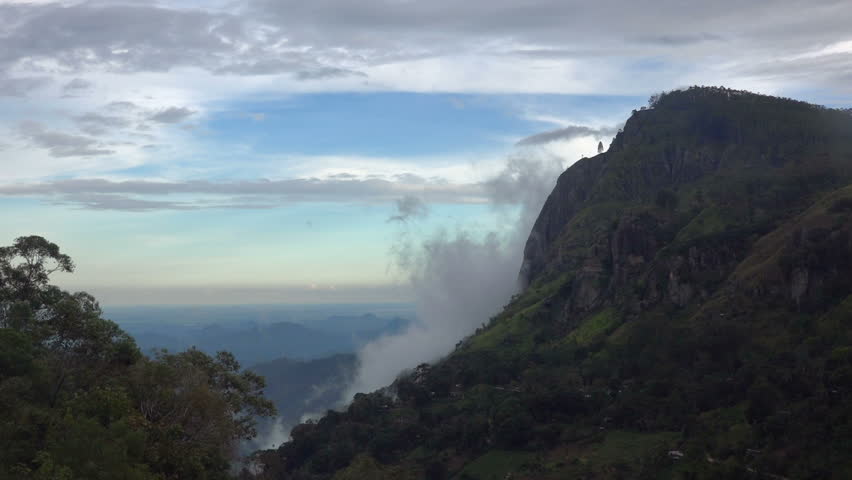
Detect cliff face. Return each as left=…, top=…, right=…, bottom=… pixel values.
left=257, top=88, right=852, bottom=480
left=522, top=87, right=852, bottom=288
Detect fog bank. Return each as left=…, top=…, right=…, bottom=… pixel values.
left=342, top=137, right=602, bottom=401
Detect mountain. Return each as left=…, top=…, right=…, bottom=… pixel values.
left=306, top=314, right=411, bottom=337
left=251, top=87, right=852, bottom=479
left=113, top=307, right=413, bottom=367
left=251, top=354, right=356, bottom=425
left=128, top=321, right=354, bottom=365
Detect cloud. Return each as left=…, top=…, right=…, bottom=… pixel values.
left=0, top=74, right=51, bottom=97
left=61, top=78, right=93, bottom=97
left=0, top=0, right=848, bottom=97
left=639, top=32, right=723, bottom=46
left=0, top=176, right=487, bottom=211
left=148, top=106, right=196, bottom=124
left=105, top=101, right=139, bottom=112
left=516, top=125, right=618, bottom=146
left=17, top=121, right=114, bottom=157
left=54, top=193, right=198, bottom=211
left=342, top=153, right=571, bottom=400
left=294, top=67, right=367, bottom=81
left=387, top=195, right=429, bottom=222
left=74, top=112, right=133, bottom=136
left=0, top=3, right=266, bottom=73
left=737, top=50, right=852, bottom=92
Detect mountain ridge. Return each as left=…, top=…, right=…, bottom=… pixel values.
left=253, top=87, right=852, bottom=480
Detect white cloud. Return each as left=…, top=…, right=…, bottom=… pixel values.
left=0, top=0, right=848, bottom=189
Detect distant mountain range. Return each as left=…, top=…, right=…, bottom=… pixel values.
left=107, top=306, right=413, bottom=366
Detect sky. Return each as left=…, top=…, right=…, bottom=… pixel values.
left=1, top=0, right=851, bottom=305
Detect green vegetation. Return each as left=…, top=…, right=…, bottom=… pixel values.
left=566, top=308, right=619, bottom=347
left=0, top=236, right=275, bottom=479
left=673, top=206, right=729, bottom=243
left=455, top=450, right=536, bottom=480
left=587, top=430, right=680, bottom=466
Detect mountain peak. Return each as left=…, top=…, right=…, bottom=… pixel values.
left=522, top=86, right=852, bottom=285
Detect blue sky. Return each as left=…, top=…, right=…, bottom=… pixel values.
left=0, top=0, right=850, bottom=304
left=201, top=93, right=640, bottom=157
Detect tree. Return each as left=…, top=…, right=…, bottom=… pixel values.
left=598, top=141, right=604, bottom=154
left=129, top=348, right=276, bottom=478
left=0, top=236, right=73, bottom=311
left=0, top=236, right=276, bottom=478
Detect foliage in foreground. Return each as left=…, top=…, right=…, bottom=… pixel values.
left=0, top=236, right=275, bottom=479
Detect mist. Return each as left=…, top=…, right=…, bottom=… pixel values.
left=341, top=139, right=598, bottom=401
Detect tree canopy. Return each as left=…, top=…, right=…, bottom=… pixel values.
left=0, top=236, right=275, bottom=480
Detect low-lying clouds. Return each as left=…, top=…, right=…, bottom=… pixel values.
left=342, top=150, right=573, bottom=401
left=387, top=195, right=429, bottom=222
left=0, top=121, right=609, bottom=210
left=0, top=176, right=487, bottom=211
left=516, top=125, right=619, bottom=146
left=0, top=75, right=51, bottom=97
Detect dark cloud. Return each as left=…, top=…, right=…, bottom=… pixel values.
left=388, top=195, right=429, bottom=222
left=738, top=52, right=852, bottom=87
left=0, top=3, right=253, bottom=72
left=215, top=58, right=309, bottom=76
left=0, top=0, right=848, bottom=91
left=0, top=75, right=51, bottom=97
left=51, top=193, right=281, bottom=212
left=294, top=67, right=367, bottom=81
left=148, top=107, right=196, bottom=124
left=516, top=125, right=618, bottom=146
left=105, top=101, right=139, bottom=111
left=0, top=176, right=487, bottom=211
left=247, top=0, right=849, bottom=56
left=17, top=121, right=114, bottom=157
left=509, top=48, right=604, bottom=59
left=327, top=172, right=358, bottom=180
left=61, top=78, right=93, bottom=97
left=55, top=193, right=198, bottom=211
left=0, top=3, right=349, bottom=77
left=75, top=112, right=133, bottom=136
left=639, top=33, right=723, bottom=46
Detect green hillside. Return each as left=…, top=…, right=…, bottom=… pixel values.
left=252, top=87, right=852, bottom=480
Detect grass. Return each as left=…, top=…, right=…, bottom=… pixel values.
left=587, top=430, right=681, bottom=466
left=467, top=311, right=536, bottom=352
left=466, top=275, right=574, bottom=353
left=538, top=430, right=682, bottom=478
left=674, top=206, right=730, bottom=244
left=454, top=450, right=536, bottom=480
left=566, top=308, right=620, bottom=347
